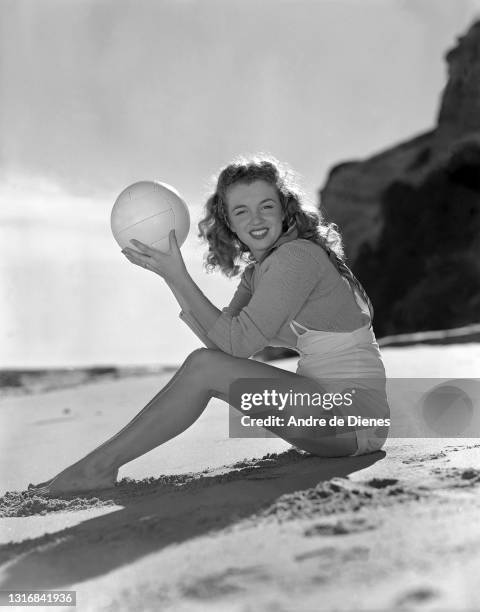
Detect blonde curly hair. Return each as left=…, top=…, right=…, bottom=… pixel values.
left=198, top=153, right=374, bottom=322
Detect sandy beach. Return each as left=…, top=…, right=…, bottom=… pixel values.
left=1, top=342, right=480, bottom=612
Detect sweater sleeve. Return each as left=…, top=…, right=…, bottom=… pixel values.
left=178, top=264, right=254, bottom=348
left=206, top=241, right=324, bottom=358
left=178, top=310, right=219, bottom=349
left=220, top=264, right=254, bottom=316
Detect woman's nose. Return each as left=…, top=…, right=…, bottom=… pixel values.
left=251, top=209, right=264, bottom=224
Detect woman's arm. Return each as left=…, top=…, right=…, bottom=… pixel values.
left=122, top=235, right=324, bottom=358
left=122, top=233, right=222, bottom=348
left=121, top=232, right=257, bottom=352
left=172, top=265, right=254, bottom=348
left=205, top=241, right=325, bottom=358
left=166, top=241, right=323, bottom=359
left=166, top=278, right=220, bottom=349
left=170, top=271, right=222, bottom=334
left=172, top=263, right=253, bottom=321
left=123, top=232, right=221, bottom=329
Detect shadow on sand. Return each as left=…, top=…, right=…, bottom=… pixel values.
left=0, top=449, right=385, bottom=589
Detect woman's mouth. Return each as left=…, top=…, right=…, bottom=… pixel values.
left=249, top=228, right=269, bottom=239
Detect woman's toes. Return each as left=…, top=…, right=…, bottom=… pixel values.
left=27, top=462, right=119, bottom=495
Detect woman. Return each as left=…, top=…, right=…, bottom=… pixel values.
left=31, top=154, right=389, bottom=494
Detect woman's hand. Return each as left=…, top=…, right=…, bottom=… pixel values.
left=121, top=230, right=188, bottom=284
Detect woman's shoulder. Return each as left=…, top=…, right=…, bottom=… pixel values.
left=252, top=239, right=329, bottom=281
left=274, top=238, right=329, bottom=265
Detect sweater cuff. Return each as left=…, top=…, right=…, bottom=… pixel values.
left=179, top=310, right=208, bottom=339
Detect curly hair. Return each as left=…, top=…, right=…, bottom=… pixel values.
left=198, top=153, right=374, bottom=322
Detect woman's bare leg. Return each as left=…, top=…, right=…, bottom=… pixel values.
left=29, top=353, right=201, bottom=490
left=33, top=349, right=357, bottom=494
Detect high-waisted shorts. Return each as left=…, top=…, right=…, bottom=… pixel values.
left=289, top=309, right=390, bottom=457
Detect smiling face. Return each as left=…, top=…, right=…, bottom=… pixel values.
left=224, top=180, right=285, bottom=261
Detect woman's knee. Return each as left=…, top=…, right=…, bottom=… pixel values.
left=184, top=347, right=225, bottom=373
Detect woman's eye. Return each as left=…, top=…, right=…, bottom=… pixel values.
left=235, top=210, right=246, bottom=216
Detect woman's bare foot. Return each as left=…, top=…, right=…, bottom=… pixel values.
left=28, top=479, right=52, bottom=490
left=28, top=458, right=118, bottom=495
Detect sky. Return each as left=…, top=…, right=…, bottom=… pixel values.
left=1, top=0, right=479, bottom=368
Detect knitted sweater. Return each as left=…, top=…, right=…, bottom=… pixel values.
left=179, top=238, right=370, bottom=359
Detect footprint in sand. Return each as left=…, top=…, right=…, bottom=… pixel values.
left=303, top=516, right=378, bottom=537
left=296, top=545, right=369, bottom=563
left=180, top=566, right=269, bottom=600
left=431, top=467, right=480, bottom=487
left=366, top=478, right=398, bottom=488
left=461, top=468, right=480, bottom=481
left=402, top=451, right=449, bottom=464
left=366, top=478, right=412, bottom=497
left=394, top=586, right=440, bottom=608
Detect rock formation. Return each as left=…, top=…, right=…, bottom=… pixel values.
left=320, top=20, right=480, bottom=336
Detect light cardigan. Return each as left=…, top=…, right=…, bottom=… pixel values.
left=179, top=238, right=370, bottom=359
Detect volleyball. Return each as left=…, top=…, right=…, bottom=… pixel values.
left=111, top=181, right=190, bottom=252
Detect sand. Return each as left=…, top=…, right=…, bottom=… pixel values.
left=0, top=343, right=479, bottom=611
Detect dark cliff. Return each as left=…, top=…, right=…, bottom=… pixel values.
left=320, top=20, right=480, bottom=336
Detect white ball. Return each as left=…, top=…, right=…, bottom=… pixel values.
left=111, top=181, right=190, bottom=252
